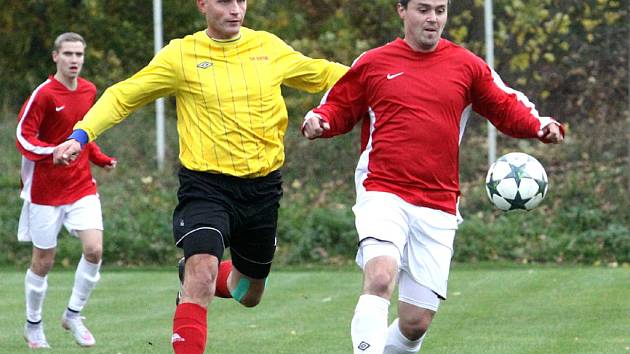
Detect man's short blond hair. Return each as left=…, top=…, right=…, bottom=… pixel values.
left=53, top=32, right=86, bottom=52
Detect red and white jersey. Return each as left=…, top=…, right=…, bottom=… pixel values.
left=314, top=38, right=559, bottom=215
left=16, top=76, right=114, bottom=206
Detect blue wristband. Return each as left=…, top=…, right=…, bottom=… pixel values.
left=68, top=129, right=89, bottom=147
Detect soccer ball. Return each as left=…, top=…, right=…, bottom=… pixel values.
left=485, top=152, right=548, bottom=211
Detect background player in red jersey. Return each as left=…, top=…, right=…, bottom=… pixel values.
left=16, top=32, right=116, bottom=349
left=303, top=0, right=564, bottom=353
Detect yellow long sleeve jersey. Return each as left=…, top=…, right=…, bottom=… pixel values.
left=75, top=28, right=347, bottom=177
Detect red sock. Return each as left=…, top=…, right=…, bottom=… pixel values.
left=215, top=259, right=233, bottom=298
left=172, top=303, right=207, bottom=354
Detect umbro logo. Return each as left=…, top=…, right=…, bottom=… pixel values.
left=357, top=341, right=371, bottom=351
left=197, top=61, right=213, bottom=69
left=386, top=72, right=404, bottom=80
left=55, top=106, right=65, bottom=112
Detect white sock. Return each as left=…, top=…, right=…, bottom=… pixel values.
left=384, top=318, right=424, bottom=353
left=25, top=269, right=48, bottom=323
left=67, top=255, right=101, bottom=312
left=351, top=294, right=390, bottom=353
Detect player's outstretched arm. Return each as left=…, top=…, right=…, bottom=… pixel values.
left=53, top=139, right=82, bottom=165
left=301, top=110, right=330, bottom=140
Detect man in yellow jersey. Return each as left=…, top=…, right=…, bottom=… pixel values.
left=52, top=1, right=347, bottom=353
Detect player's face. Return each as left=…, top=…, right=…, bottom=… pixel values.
left=52, top=41, right=85, bottom=80
left=197, top=0, right=247, bottom=40
left=398, top=0, right=448, bottom=52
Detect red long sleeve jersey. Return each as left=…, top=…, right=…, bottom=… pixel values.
left=314, top=39, right=557, bottom=215
left=16, top=76, right=114, bottom=206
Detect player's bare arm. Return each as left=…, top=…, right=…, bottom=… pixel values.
left=53, top=139, right=82, bottom=165
left=302, top=110, right=330, bottom=139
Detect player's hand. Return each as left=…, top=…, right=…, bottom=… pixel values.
left=104, top=159, right=117, bottom=170
left=538, top=122, right=564, bottom=144
left=53, top=139, right=82, bottom=165
left=302, top=110, right=330, bottom=139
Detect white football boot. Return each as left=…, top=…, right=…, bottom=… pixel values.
left=24, top=322, right=51, bottom=349
left=61, top=314, right=95, bottom=347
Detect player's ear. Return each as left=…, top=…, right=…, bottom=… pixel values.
left=397, top=3, right=405, bottom=19
left=196, top=0, right=207, bottom=13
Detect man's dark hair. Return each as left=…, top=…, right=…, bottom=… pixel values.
left=398, top=0, right=450, bottom=9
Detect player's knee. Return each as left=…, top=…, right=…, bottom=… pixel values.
left=31, top=250, right=55, bottom=274
left=187, top=276, right=214, bottom=301
left=35, top=256, right=55, bottom=269
left=239, top=294, right=262, bottom=308
left=82, top=245, right=102, bottom=263
left=185, top=259, right=219, bottom=301
left=31, top=259, right=54, bottom=275
left=233, top=278, right=265, bottom=307
left=200, top=273, right=217, bottom=297
left=238, top=287, right=265, bottom=307
left=365, top=269, right=396, bottom=297
left=399, top=314, right=432, bottom=341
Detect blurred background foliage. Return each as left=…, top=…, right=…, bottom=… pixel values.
left=0, top=0, right=628, bottom=267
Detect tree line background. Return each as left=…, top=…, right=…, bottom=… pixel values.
left=0, top=0, right=628, bottom=267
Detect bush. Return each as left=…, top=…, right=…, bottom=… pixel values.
left=277, top=204, right=357, bottom=265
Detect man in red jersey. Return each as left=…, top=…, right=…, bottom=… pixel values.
left=16, top=32, right=116, bottom=349
left=303, top=0, right=564, bottom=353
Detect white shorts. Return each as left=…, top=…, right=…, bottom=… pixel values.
left=17, top=194, right=103, bottom=249
left=353, top=191, right=457, bottom=300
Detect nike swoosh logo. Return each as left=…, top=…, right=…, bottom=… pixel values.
left=55, top=106, right=65, bottom=112
left=386, top=72, right=404, bottom=80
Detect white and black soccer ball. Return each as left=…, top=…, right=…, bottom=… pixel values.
left=485, top=152, right=548, bottom=211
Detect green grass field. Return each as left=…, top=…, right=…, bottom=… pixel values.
left=0, top=265, right=628, bottom=353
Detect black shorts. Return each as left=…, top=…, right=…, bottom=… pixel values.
left=172, top=167, right=283, bottom=279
